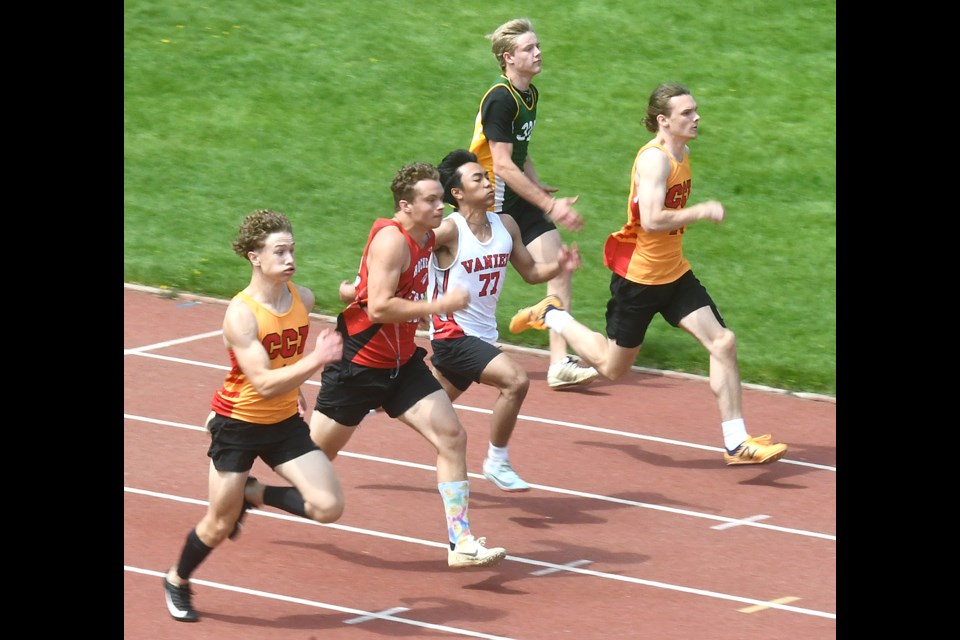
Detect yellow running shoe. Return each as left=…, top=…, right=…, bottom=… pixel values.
left=723, top=436, right=788, bottom=465
left=508, top=295, right=564, bottom=333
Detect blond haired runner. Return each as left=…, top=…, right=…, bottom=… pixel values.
left=469, top=17, right=598, bottom=390
left=509, top=83, right=788, bottom=466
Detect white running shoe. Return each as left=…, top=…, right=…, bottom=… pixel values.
left=448, top=535, right=507, bottom=568
left=483, top=459, right=530, bottom=492
left=547, top=356, right=599, bottom=389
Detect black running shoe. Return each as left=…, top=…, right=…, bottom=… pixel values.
left=163, top=577, right=198, bottom=622
left=228, top=476, right=258, bottom=541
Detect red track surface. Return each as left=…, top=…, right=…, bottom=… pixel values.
left=123, top=284, right=836, bottom=639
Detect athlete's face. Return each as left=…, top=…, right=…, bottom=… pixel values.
left=506, top=32, right=542, bottom=75
left=456, top=162, right=495, bottom=210
left=250, top=232, right=296, bottom=280
left=406, top=179, right=446, bottom=230
left=664, top=94, right=700, bottom=140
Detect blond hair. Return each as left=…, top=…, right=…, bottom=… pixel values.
left=488, top=18, right=534, bottom=71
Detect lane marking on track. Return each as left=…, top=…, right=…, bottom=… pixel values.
left=711, top=514, right=771, bottom=530
left=123, top=414, right=836, bottom=542
left=122, top=351, right=836, bottom=473
left=123, top=330, right=223, bottom=355
left=739, top=596, right=801, bottom=613
left=345, top=606, right=411, bottom=624
left=531, top=559, right=592, bottom=576
left=124, top=566, right=512, bottom=639
left=124, top=282, right=836, bottom=404
left=124, top=488, right=836, bottom=620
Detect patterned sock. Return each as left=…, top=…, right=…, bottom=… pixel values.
left=438, top=480, right=471, bottom=550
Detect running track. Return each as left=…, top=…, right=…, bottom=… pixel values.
left=123, top=284, right=837, bottom=639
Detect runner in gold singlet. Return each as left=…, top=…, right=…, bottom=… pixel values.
left=508, top=83, right=789, bottom=467
left=163, top=209, right=346, bottom=623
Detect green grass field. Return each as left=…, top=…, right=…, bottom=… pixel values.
left=124, top=0, right=836, bottom=397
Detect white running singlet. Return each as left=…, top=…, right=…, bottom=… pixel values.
left=429, top=211, right=513, bottom=344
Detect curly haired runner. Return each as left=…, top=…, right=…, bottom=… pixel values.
left=339, top=151, right=584, bottom=492
left=163, top=209, right=346, bottom=623
left=310, top=162, right=507, bottom=568
left=509, top=83, right=788, bottom=466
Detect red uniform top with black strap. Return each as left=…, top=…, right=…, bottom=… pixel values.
left=339, top=218, right=435, bottom=369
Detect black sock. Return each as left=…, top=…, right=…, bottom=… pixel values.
left=175, top=528, right=213, bottom=581
left=262, top=486, right=307, bottom=518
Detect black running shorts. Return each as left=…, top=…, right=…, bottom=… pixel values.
left=206, top=413, right=319, bottom=472
left=313, top=346, right=442, bottom=426
left=605, top=269, right=724, bottom=349
left=501, top=198, right=556, bottom=246
left=430, top=335, right=502, bottom=392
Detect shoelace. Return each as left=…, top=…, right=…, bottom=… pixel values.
left=557, top=360, right=583, bottom=374
left=169, top=583, right=194, bottom=607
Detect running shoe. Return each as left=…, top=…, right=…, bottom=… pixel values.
left=723, top=436, right=788, bottom=465
left=448, top=535, right=507, bottom=569
left=508, top=295, right=564, bottom=333
left=483, top=459, right=530, bottom=492
left=547, top=356, right=599, bottom=389
left=163, top=576, right=198, bottom=623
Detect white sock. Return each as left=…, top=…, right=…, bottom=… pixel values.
left=722, top=418, right=749, bottom=451
left=487, top=443, right=508, bottom=463
left=544, top=308, right=572, bottom=334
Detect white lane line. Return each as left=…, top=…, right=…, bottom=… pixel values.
left=123, top=329, right=223, bottom=355
left=712, top=514, right=771, bottom=530
left=345, top=606, right=410, bottom=624
left=124, top=492, right=835, bottom=621
left=125, top=566, right=512, bottom=639
left=122, top=351, right=835, bottom=473
left=530, top=560, right=592, bottom=576
left=123, top=414, right=835, bottom=541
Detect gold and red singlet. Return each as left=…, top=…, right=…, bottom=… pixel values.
left=210, top=282, right=310, bottom=424
left=603, top=142, right=693, bottom=285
